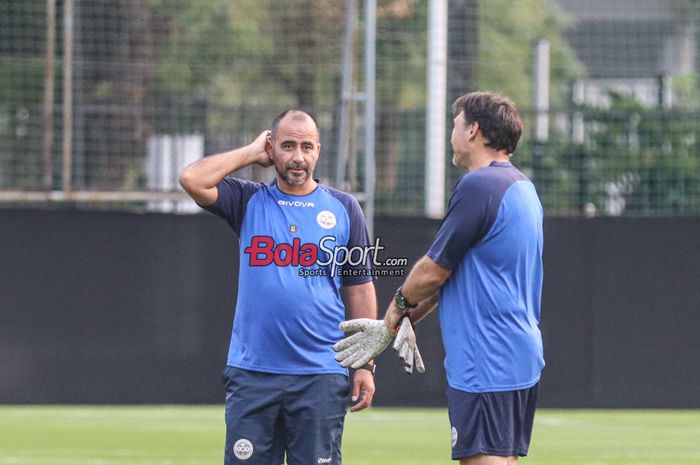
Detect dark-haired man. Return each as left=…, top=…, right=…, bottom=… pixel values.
left=180, top=109, right=377, bottom=465
left=387, top=91, right=544, bottom=464
left=337, top=91, right=544, bottom=464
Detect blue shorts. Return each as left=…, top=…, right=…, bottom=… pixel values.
left=222, top=366, right=349, bottom=465
left=446, top=383, right=538, bottom=460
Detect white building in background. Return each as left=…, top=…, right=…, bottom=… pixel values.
left=146, top=134, right=204, bottom=213
left=556, top=0, right=697, bottom=108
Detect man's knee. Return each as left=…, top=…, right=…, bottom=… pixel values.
left=460, top=454, right=518, bottom=465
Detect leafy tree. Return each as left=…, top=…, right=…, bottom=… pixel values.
left=0, top=0, right=46, bottom=187
left=476, top=0, right=583, bottom=108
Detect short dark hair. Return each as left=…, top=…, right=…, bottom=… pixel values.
left=270, top=108, right=319, bottom=140
left=452, top=91, right=523, bottom=154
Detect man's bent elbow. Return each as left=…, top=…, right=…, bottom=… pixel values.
left=420, top=256, right=452, bottom=289
left=178, top=168, right=195, bottom=192
left=179, top=169, right=215, bottom=205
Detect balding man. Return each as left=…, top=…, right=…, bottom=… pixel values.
left=180, top=109, right=377, bottom=465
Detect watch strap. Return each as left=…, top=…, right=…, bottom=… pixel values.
left=355, top=362, right=376, bottom=375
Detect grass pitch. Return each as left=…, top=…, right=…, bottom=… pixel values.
left=1, top=406, right=699, bottom=465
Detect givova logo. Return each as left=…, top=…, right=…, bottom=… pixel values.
left=277, top=199, right=315, bottom=208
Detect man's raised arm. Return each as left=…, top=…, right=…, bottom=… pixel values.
left=179, top=130, right=272, bottom=206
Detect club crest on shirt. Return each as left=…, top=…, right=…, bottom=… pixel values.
left=290, top=224, right=298, bottom=232
left=316, top=211, right=336, bottom=229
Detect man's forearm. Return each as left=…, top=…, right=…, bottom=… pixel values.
left=179, top=131, right=269, bottom=205
left=407, top=291, right=438, bottom=326
left=384, top=256, right=450, bottom=335
left=400, top=255, right=452, bottom=306
left=344, top=281, right=378, bottom=320
left=180, top=147, right=256, bottom=192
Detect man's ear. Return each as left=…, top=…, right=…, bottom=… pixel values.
left=466, top=121, right=479, bottom=140
left=265, top=136, right=274, bottom=159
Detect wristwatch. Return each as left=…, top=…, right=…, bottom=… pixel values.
left=394, top=286, right=417, bottom=310
left=356, top=362, right=376, bottom=375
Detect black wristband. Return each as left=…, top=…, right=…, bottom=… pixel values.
left=355, top=362, right=376, bottom=375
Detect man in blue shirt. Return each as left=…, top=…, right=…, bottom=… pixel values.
left=384, top=91, right=544, bottom=464
left=180, top=109, right=377, bottom=465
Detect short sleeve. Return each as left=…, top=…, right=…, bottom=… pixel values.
left=202, top=177, right=263, bottom=235
left=327, top=190, right=374, bottom=286
left=426, top=175, right=500, bottom=269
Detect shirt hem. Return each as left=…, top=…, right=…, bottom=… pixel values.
left=228, top=362, right=349, bottom=376
left=426, top=250, right=456, bottom=270
left=447, top=375, right=540, bottom=393
left=452, top=447, right=529, bottom=459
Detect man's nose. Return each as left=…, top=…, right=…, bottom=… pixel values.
left=291, top=147, right=305, bottom=162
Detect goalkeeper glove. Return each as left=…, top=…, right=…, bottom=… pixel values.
left=334, top=317, right=426, bottom=374
left=333, top=319, right=393, bottom=369
left=393, top=317, right=425, bottom=374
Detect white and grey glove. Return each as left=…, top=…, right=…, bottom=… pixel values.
left=393, top=317, right=425, bottom=374
left=333, top=319, right=393, bottom=369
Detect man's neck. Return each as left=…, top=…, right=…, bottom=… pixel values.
left=467, top=150, right=510, bottom=172
left=276, top=178, right=318, bottom=196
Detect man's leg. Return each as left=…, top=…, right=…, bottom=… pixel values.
left=283, top=373, right=349, bottom=465
left=447, top=384, right=538, bottom=462
left=460, top=454, right=519, bottom=465
left=222, top=367, right=285, bottom=465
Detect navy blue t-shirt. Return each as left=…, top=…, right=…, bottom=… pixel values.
left=427, top=161, right=545, bottom=393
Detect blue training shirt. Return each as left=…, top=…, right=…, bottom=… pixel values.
left=204, top=177, right=372, bottom=375
left=427, top=161, right=544, bottom=393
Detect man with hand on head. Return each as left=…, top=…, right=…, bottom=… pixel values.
left=180, top=108, right=377, bottom=465
left=337, top=91, right=545, bottom=465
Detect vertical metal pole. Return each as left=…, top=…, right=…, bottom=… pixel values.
left=336, top=0, right=357, bottom=189
left=533, top=38, right=550, bottom=144
left=42, top=0, right=56, bottom=190
left=425, top=0, right=448, bottom=218
left=62, top=0, right=75, bottom=194
left=571, top=79, right=585, bottom=144
left=659, top=75, right=673, bottom=109
left=364, top=0, right=376, bottom=239
left=73, top=0, right=85, bottom=188
left=533, top=38, right=550, bottom=185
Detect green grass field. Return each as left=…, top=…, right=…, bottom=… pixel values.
left=1, top=406, right=699, bottom=465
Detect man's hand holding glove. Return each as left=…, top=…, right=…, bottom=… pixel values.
left=333, top=317, right=425, bottom=374
left=393, top=317, right=425, bottom=374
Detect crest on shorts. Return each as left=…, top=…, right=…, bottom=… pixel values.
left=451, top=426, right=458, bottom=448
left=233, top=438, right=254, bottom=460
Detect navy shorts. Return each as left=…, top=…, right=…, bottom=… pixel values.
left=446, top=383, right=538, bottom=460
left=222, top=366, right=349, bottom=465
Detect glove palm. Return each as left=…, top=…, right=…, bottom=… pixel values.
left=333, top=319, right=393, bottom=369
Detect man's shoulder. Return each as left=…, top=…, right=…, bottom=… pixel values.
left=217, top=176, right=268, bottom=201
left=221, top=176, right=266, bottom=190
left=318, top=184, right=361, bottom=209
left=455, top=168, right=497, bottom=195
left=458, top=163, right=528, bottom=195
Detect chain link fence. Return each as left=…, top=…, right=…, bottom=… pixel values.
left=1, top=0, right=699, bottom=216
